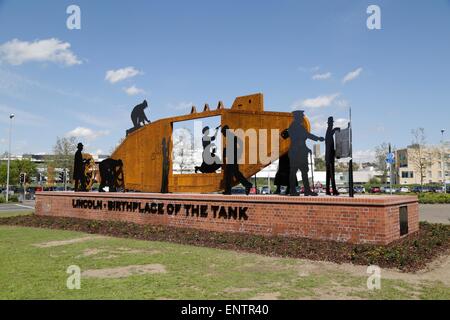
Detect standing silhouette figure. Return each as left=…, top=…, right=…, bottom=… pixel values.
left=73, top=143, right=87, bottom=192
left=325, top=116, right=340, bottom=196
left=274, top=154, right=297, bottom=194
left=282, top=111, right=324, bottom=196
left=221, top=125, right=253, bottom=195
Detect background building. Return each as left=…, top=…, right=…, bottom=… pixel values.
left=396, top=143, right=450, bottom=185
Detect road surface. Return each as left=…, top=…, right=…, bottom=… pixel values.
left=0, top=200, right=35, bottom=213
left=419, top=204, right=450, bottom=224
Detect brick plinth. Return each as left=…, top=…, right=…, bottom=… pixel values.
left=35, top=192, right=419, bottom=245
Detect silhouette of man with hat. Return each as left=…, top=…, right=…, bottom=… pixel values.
left=73, top=142, right=87, bottom=192
left=282, top=111, right=324, bottom=196
left=325, top=116, right=340, bottom=196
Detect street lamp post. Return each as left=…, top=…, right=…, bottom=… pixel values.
left=6, top=114, right=15, bottom=203
left=442, top=129, right=447, bottom=194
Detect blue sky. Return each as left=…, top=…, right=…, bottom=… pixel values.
left=0, top=0, right=449, bottom=161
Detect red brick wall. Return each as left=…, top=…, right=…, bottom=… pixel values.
left=35, top=192, right=419, bottom=245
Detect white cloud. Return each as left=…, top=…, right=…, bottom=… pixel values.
left=342, top=67, right=363, bottom=84
left=89, top=149, right=106, bottom=156
left=291, top=93, right=340, bottom=109
left=66, top=127, right=110, bottom=140
left=311, top=116, right=348, bottom=132
left=105, top=67, right=142, bottom=84
left=168, top=101, right=194, bottom=110
left=123, top=85, right=146, bottom=96
left=0, top=38, right=81, bottom=66
left=312, top=72, right=331, bottom=80
left=334, top=118, right=349, bottom=128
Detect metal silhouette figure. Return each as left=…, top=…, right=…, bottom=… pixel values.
left=161, top=138, right=169, bottom=193
left=127, top=100, right=150, bottom=135
left=274, top=154, right=297, bottom=194
left=221, top=125, right=253, bottom=195
left=325, top=116, right=341, bottom=196
left=99, top=158, right=124, bottom=192
left=195, top=126, right=222, bottom=174
left=282, top=111, right=324, bottom=196
left=73, top=143, right=87, bottom=192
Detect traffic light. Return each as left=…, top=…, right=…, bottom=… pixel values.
left=59, top=171, right=65, bottom=182
left=19, top=173, right=25, bottom=184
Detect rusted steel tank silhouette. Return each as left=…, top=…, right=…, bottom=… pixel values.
left=112, top=93, right=311, bottom=193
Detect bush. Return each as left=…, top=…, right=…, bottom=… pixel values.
left=0, top=195, right=19, bottom=203
left=418, top=193, right=450, bottom=204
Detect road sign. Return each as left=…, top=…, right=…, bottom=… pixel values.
left=386, top=152, right=395, bottom=164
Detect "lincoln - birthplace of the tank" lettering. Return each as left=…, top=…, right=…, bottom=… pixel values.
left=71, top=199, right=249, bottom=220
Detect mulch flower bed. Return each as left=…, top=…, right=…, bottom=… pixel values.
left=1, top=215, right=448, bottom=272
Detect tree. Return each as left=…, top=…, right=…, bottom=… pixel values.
left=0, top=162, right=14, bottom=186
left=0, top=159, right=37, bottom=186
left=409, top=128, right=434, bottom=187
left=16, top=159, right=38, bottom=183
left=314, top=157, right=325, bottom=171
left=374, top=143, right=389, bottom=184
left=172, top=128, right=194, bottom=174
left=334, top=161, right=359, bottom=173
left=53, top=136, right=78, bottom=181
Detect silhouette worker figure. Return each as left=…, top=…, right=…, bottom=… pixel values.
left=274, top=154, right=297, bottom=194
left=131, top=100, right=150, bottom=129
left=282, top=111, right=324, bottom=196
left=73, top=143, right=87, bottom=192
left=325, top=116, right=341, bottom=196
left=221, top=125, right=253, bottom=195
left=99, top=158, right=123, bottom=192
left=195, top=126, right=222, bottom=174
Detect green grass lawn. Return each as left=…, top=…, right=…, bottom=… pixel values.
left=0, top=224, right=448, bottom=300
left=0, top=210, right=34, bottom=218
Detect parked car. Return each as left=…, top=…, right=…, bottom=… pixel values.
left=411, top=186, right=433, bottom=193
left=354, top=186, right=366, bottom=194
left=384, top=187, right=398, bottom=193
left=231, top=187, right=246, bottom=194
left=260, top=186, right=270, bottom=195
left=338, top=187, right=349, bottom=194
left=428, top=186, right=441, bottom=193
left=399, top=187, right=410, bottom=193
left=370, top=186, right=381, bottom=194
left=434, top=186, right=445, bottom=193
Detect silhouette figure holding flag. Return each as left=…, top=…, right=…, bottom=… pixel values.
left=325, top=116, right=340, bottom=196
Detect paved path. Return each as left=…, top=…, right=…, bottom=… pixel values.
left=0, top=200, right=35, bottom=212
left=420, top=204, right=450, bottom=224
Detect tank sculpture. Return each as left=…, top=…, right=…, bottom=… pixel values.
left=101, top=93, right=314, bottom=194
left=82, top=154, right=98, bottom=191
